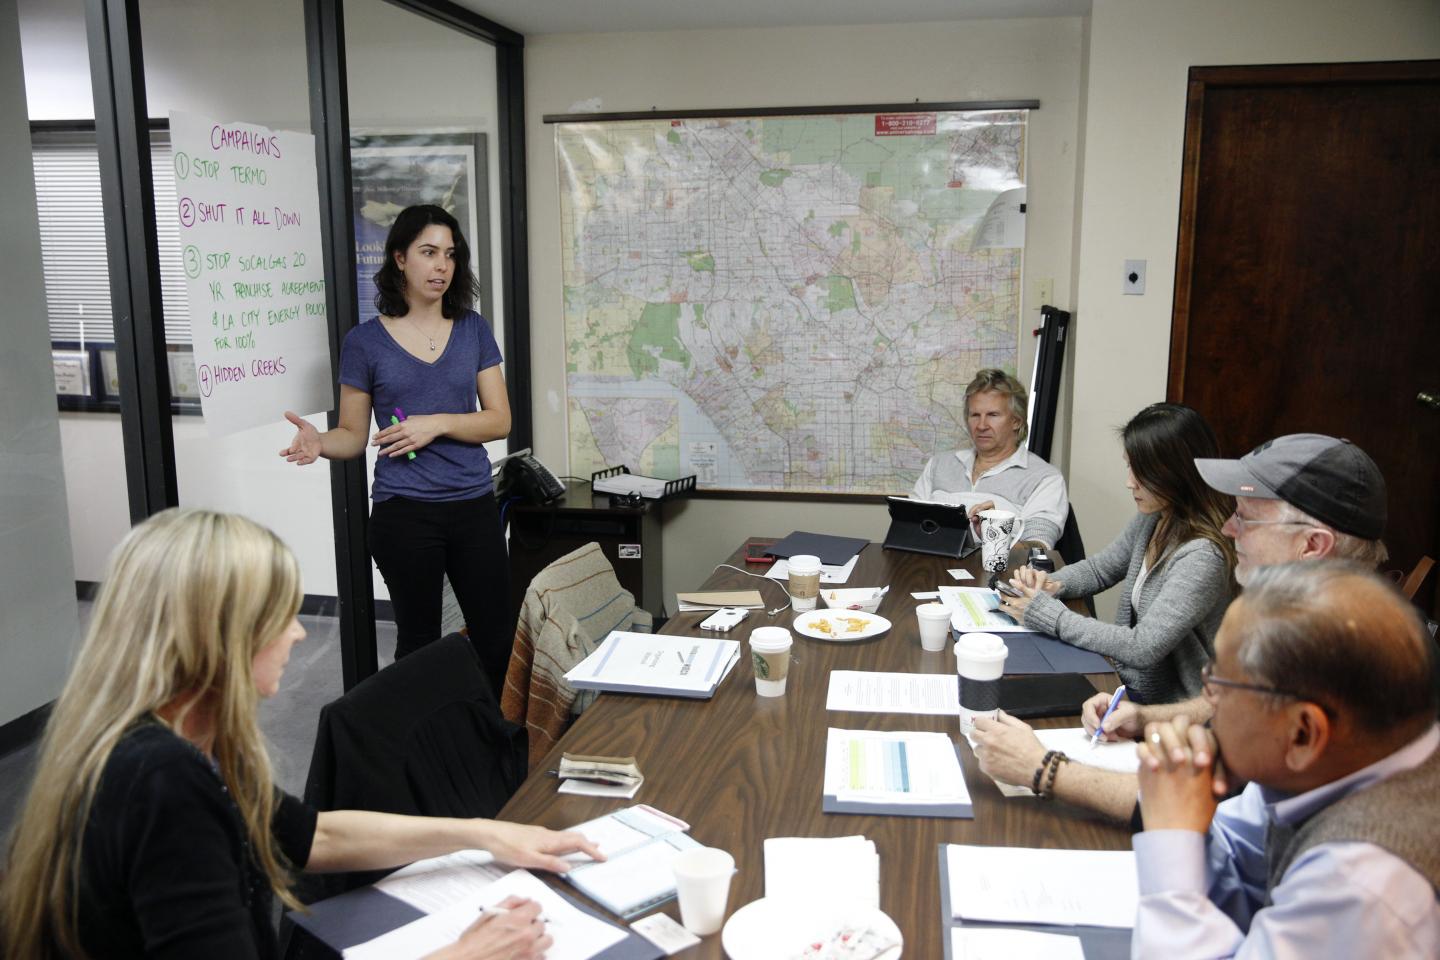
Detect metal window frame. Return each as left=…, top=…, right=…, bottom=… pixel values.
left=84, top=0, right=530, bottom=690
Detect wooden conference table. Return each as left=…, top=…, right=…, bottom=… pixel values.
left=498, top=540, right=1131, bottom=956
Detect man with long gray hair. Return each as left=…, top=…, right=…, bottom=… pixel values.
left=1132, top=562, right=1438, bottom=956
left=912, top=368, right=1068, bottom=547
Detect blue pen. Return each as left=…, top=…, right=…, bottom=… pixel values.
left=1089, top=684, right=1128, bottom=749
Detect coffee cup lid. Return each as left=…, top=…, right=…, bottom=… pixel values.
left=955, top=631, right=1008, bottom=660
left=749, top=626, right=792, bottom=651
left=787, top=554, right=821, bottom=573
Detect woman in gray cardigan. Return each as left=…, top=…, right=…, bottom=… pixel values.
left=1001, top=403, right=1237, bottom=704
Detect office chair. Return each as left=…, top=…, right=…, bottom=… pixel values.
left=299, top=633, right=526, bottom=900
left=502, top=541, right=652, bottom=771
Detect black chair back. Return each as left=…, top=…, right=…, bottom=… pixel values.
left=1053, top=506, right=1096, bottom=617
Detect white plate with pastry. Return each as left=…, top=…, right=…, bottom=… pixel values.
left=792, top=609, right=891, bottom=642
left=721, top=897, right=902, bottom=959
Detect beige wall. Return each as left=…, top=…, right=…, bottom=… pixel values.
left=525, top=18, right=1087, bottom=604
left=1069, top=0, right=1440, bottom=617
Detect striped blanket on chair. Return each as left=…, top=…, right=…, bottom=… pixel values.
left=500, top=542, right=652, bottom=771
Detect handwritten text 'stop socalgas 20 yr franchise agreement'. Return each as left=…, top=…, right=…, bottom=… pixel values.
left=170, top=111, right=332, bottom=436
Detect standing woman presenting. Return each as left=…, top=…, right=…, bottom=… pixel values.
left=281, top=204, right=512, bottom=687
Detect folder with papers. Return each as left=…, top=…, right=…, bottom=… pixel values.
left=675, top=590, right=765, bottom=612
left=565, top=631, right=741, bottom=699
left=937, top=844, right=1135, bottom=959
left=822, top=729, right=974, bottom=818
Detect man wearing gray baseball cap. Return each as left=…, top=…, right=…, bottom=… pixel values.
left=1078, top=435, right=1389, bottom=750
left=971, top=433, right=1393, bottom=821
left=1195, top=433, right=1388, bottom=585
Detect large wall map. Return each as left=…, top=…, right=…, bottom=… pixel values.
left=557, top=109, right=1026, bottom=494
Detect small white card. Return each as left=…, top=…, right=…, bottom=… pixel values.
left=947, top=569, right=975, bottom=581
left=630, top=913, right=701, bottom=955
left=911, top=590, right=941, bottom=600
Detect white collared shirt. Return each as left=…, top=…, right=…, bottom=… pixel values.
left=912, top=444, right=1068, bottom=548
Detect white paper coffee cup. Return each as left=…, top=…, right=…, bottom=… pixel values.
left=672, top=846, right=735, bottom=935
left=955, top=632, right=1008, bottom=736
left=916, top=602, right=952, bottom=652
left=749, top=626, right=793, bottom=697
left=787, top=554, right=821, bottom=612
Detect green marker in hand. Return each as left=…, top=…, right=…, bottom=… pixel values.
left=391, top=408, right=416, bottom=460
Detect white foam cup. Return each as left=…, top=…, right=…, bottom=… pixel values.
left=916, top=602, right=952, bottom=652
left=748, top=626, right=793, bottom=697
left=787, top=554, right=822, bottom=612
left=672, top=846, right=736, bottom=935
left=954, top=632, right=1009, bottom=736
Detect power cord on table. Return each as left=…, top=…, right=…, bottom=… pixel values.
left=712, top=563, right=794, bottom=616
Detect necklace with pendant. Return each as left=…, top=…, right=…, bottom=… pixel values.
left=403, top=315, right=443, bottom=351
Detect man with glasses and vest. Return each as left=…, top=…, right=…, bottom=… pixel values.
left=1131, top=562, right=1438, bottom=956
left=971, top=434, right=1393, bottom=820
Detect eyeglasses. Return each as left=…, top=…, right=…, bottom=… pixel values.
left=1226, top=510, right=1313, bottom=532
left=1200, top=661, right=1333, bottom=715
left=1200, top=660, right=1300, bottom=698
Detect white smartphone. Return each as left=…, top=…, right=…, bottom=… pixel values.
left=698, top=607, right=748, bottom=631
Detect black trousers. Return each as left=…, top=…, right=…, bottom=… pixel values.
left=368, top=493, right=512, bottom=692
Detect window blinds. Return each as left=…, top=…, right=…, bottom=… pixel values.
left=32, top=133, right=193, bottom=345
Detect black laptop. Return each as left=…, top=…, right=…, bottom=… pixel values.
left=882, top=496, right=980, bottom=559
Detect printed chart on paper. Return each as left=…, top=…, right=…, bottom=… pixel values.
left=556, top=109, right=1026, bottom=494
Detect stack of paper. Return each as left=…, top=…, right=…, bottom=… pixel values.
left=823, top=729, right=973, bottom=818
left=826, top=671, right=958, bottom=716
left=764, top=835, right=880, bottom=910
left=564, top=631, right=740, bottom=699
left=343, top=868, right=627, bottom=959
left=372, top=849, right=506, bottom=912
left=562, top=805, right=701, bottom=919
left=985, top=728, right=1141, bottom=798
left=592, top=472, right=672, bottom=498
left=765, top=555, right=860, bottom=585
left=943, top=845, right=1138, bottom=928
left=1034, top=728, right=1141, bottom=774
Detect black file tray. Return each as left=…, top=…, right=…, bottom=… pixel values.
left=591, top=465, right=697, bottom=506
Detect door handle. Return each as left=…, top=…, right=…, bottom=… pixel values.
left=1420, top=391, right=1440, bottom=410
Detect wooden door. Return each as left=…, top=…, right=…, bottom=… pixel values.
left=1168, top=61, right=1440, bottom=614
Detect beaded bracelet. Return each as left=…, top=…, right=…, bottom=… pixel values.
left=1040, top=751, right=1070, bottom=800
left=1031, top=749, right=1059, bottom=795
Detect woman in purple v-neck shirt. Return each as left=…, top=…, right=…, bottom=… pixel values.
left=280, top=205, right=512, bottom=688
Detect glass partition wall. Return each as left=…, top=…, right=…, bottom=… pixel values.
left=45, top=0, right=527, bottom=701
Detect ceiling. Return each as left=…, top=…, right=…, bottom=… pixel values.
left=453, top=0, right=1092, bottom=37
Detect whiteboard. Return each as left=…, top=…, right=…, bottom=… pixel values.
left=169, top=111, right=332, bottom=436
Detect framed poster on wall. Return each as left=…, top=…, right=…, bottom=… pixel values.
left=350, top=133, right=492, bottom=323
